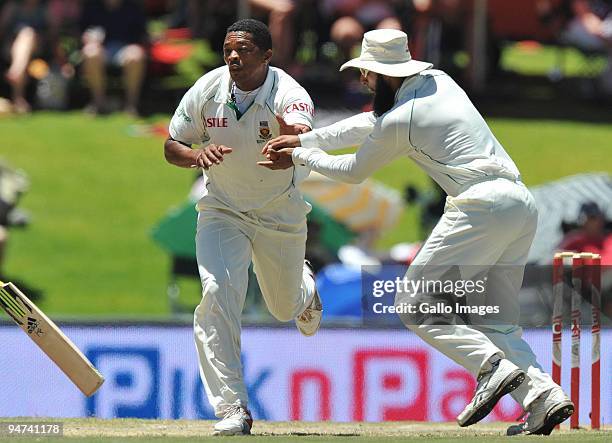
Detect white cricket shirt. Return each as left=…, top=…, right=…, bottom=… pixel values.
left=294, top=69, right=521, bottom=197
left=169, top=66, right=314, bottom=211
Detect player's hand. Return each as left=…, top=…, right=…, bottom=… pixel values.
left=192, top=144, right=232, bottom=169
left=257, top=148, right=295, bottom=170
left=261, top=134, right=301, bottom=156
left=276, top=115, right=310, bottom=136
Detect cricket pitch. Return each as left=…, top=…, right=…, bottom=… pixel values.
left=0, top=418, right=609, bottom=442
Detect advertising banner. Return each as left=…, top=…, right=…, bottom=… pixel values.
left=0, top=325, right=608, bottom=424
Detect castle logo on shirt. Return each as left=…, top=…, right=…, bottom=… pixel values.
left=284, top=102, right=314, bottom=116
left=257, top=121, right=272, bottom=143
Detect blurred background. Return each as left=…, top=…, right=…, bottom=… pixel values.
left=0, top=0, right=610, bottom=424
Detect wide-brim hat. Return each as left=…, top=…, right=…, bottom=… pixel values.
left=340, top=29, right=432, bottom=77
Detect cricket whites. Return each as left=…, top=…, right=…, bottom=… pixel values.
left=0, top=280, right=104, bottom=396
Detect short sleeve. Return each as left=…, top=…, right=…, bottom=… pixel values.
left=169, top=83, right=209, bottom=146
left=280, top=87, right=314, bottom=128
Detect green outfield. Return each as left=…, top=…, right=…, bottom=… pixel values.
left=0, top=419, right=609, bottom=442
left=501, top=43, right=608, bottom=78
left=1, top=111, right=611, bottom=315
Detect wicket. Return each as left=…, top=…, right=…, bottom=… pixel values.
left=552, top=252, right=601, bottom=430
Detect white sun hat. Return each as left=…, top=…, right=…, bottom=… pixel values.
left=340, top=29, right=433, bottom=77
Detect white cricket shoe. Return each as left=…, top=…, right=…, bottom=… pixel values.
left=213, top=405, right=253, bottom=436
left=457, top=357, right=526, bottom=427
left=506, top=387, right=574, bottom=436
left=295, top=261, right=323, bottom=337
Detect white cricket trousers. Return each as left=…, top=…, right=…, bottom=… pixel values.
left=396, top=177, right=558, bottom=410
left=193, top=189, right=313, bottom=417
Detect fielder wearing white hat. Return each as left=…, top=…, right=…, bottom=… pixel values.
left=261, top=27, right=575, bottom=436
left=340, top=29, right=432, bottom=77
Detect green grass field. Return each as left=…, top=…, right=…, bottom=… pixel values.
left=1, top=111, right=611, bottom=315
left=501, top=42, right=608, bottom=78
left=0, top=419, right=609, bottom=442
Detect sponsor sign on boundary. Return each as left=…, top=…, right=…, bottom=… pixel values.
left=0, top=326, right=608, bottom=424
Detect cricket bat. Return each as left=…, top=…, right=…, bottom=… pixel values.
left=0, top=280, right=104, bottom=396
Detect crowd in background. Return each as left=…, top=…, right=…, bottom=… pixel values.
left=1, top=0, right=611, bottom=116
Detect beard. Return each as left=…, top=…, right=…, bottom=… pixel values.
left=372, top=75, right=397, bottom=117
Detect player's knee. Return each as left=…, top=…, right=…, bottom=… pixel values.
left=121, top=45, right=145, bottom=64
left=200, top=277, right=222, bottom=299
left=195, top=279, right=224, bottom=318
left=82, top=43, right=104, bottom=61
left=16, top=26, right=36, bottom=41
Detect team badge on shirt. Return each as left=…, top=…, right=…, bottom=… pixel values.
left=257, top=121, right=272, bottom=143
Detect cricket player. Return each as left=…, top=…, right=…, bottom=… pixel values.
left=261, top=29, right=574, bottom=435
left=164, top=19, right=322, bottom=435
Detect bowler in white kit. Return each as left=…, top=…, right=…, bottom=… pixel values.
left=261, top=29, right=574, bottom=436
left=164, top=19, right=322, bottom=435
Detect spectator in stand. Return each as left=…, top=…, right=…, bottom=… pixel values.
left=0, top=162, right=26, bottom=275
left=410, top=0, right=503, bottom=80
left=144, top=0, right=299, bottom=72
left=324, top=0, right=403, bottom=61
left=537, top=0, right=574, bottom=36
left=197, top=1, right=236, bottom=51
left=47, top=0, right=82, bottom=69
left=80, top=0, right=148, bottom=115
left=410, top=0, right=466, bottom=66
left=558, top=201, right=612, bottom=264
left=538, top=0, right=612, bottom=94
left=563, top=1, right=611, bottom=50
left=557, top=201, right=612, bottom=321
left=0, top=160, right=40, bottom=300
left=0, top=0, right=48, bottom=114
left=249, top=0, right=298, bottom=71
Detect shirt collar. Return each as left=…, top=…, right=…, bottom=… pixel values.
left=395, top=73, right=425, bottom=102
left=214, top=66, right=275, bottom=106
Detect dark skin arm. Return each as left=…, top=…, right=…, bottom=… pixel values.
left=276, top=114, right=310, bottom=137
left=164, top=137, right=233, bottom=170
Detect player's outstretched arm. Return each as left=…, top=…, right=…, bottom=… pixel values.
left=263, top=112, right=377, bottom=159
left=260, top=114, right=310, bottom=156
left=164, top=137, right=233, bottom=170
left=261, top=135, right=301, bottom=155
left=260, top=116, right=404, bottom=182
left=257, top=148, right=295, bottom=170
